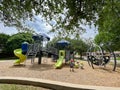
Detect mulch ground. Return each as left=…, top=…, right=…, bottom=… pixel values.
left=0, top=57, right=120, bottom=87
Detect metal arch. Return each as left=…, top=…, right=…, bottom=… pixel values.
left=103, top=45, right=117, bottom=71
left=86, top=45, right=92, bottom=66
left=92, top=44, right=104, bottom=65
left=87, top=43, right=116, bottom=71
left=87, top=43, right=105, bottom=69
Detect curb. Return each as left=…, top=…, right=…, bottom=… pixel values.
left=0, top=77, right=120, bottom=90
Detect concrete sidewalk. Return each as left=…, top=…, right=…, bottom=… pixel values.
left=0, top=77, right=120, bottom=90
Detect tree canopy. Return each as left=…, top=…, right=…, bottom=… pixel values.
left=94, top=0, right=120, bottom=50
left=0, top=0, right=105, bottom=36
left=47, top=36, right=88, bottom=58
left=5, top=32, right=33, bottom=53
left=0, top=33, right=10, bottom=52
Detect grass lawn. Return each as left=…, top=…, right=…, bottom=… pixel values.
left=0, top=84, right=51, bottom=90
left=116, top=57, right=120, bottom=60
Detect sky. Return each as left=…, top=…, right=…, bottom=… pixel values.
left=81, top=24, right=98, bottom=39
left=0, top=15, right=98, bottom=40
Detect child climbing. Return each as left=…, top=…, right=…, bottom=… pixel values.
left=69, top=59, right=75, bottom=72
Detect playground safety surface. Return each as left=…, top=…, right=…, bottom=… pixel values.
left=0, top=57, right=120, bottom=88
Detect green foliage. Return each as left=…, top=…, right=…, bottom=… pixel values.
left=116, top=57, right=120, bottom=61
left=95, top=0, right=120, bottom=50
left=5, top=33, right=33, bottom=53
left=1, top=0, right=119, bottom=42
left=0, top=84, right=49, bottom=90
left=0, top=0, right=105, bottom=37
left=48, top=37, right=88, bottom=58
left=47, top=37, right=67, bottom=49
left=0, top=33, right=10, bottom=52
left=0, top=33, right=10, bottom=45
left=0, top=33, right=9, bottom=43
left=94, top=32, right=114, bottom=45
left=69, top=38, right=88, bottom=58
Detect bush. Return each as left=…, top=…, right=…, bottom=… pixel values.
left=5, top=33, right=33, bottom=55
left=0, top=33, right=10, bottom=52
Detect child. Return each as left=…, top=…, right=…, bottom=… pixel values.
left=80, top=62, right=84, bottom=69
left=69, top=59, right=75, bottom=72
left=75, top=61, right=80, bottom=68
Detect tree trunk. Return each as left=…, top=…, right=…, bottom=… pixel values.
left=80, top=52, right=82, bottom=59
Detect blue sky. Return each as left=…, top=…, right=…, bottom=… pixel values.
left=81, top=24, right=98, bottom=39
left=0, top=23, right=18, bottom=35
left=0, top=15, right=98, bottom=40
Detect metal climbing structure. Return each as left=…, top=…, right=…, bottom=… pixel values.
left=26, top=33, right=58, bottom=64
left=26, top=33, right=50, bottom=63
left=87, top=43, right=117, bottom=71
left=27, top=43, right=41, bottom=63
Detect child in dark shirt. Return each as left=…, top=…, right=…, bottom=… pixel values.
left=69, top=59, right=75, bottom=72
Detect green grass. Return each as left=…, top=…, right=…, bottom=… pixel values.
left=116, top=57, right=120, bottom=60
left=0, top=84, right=51, bottom=90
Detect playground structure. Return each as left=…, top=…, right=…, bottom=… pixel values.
left=14, top=49, right=27, bottom=64
left=87, top=43, right=117, bottom=71
left=13, top=34, right=74, bottom=69
left=54, top=50, right=65, bottom=68
left=13, top=33, right=58, bottom=65
left=54, top=39, right=74, bottom=69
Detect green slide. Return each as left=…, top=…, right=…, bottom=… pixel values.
left=14, top=49, right=27, bottom=65
left=55, top=56, right=64, bottom=68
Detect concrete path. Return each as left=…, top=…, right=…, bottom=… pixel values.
left=0, top=77, right=120, bottom=90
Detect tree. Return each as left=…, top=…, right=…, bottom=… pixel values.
left=69, top=38, right=88, bottom=59
left=5, top=33, right=33, bottom=54
left=95, top=0, right=120, bottom=50
left=0, top=0, right=105, bottom=36
left=0, top=33, right=10, bottom=53
left=94, top=32, right=114, bottom=45
left=48, top=36, right=88, bottom=59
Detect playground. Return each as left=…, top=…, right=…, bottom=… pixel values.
left=1, top=57, right=120, bottom=88
left=1, top=34, right=120, bottom=89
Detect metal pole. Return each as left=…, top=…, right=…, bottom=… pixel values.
left=38, top=50, right=42, bottom=64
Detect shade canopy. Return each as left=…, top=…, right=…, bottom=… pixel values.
left=40, top=33, right=50, bottom=41
left=32, top=33, right=50, bottom=41
left=57, top=39, right=70, bottom=46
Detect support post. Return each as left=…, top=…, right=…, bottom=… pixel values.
left=38, top=51, right=42, bottom=64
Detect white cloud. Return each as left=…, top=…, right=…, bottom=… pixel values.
left=0, top=15, right=98, bottom=40
left=0, top=23, right=18, bottom=35
left=81, top=24, right=98, bottom=39
left=27, top=15, right=52, bottom=33
left=0, top=15, right=54, bottom=40
left=0, top=15, right=52, bottom=33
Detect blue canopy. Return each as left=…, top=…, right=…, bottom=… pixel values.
left=40, top=33, right=50, bottom=41
left=57, top=39, right=70, bottom=46
left=32, top=33, right=50, bottom=41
